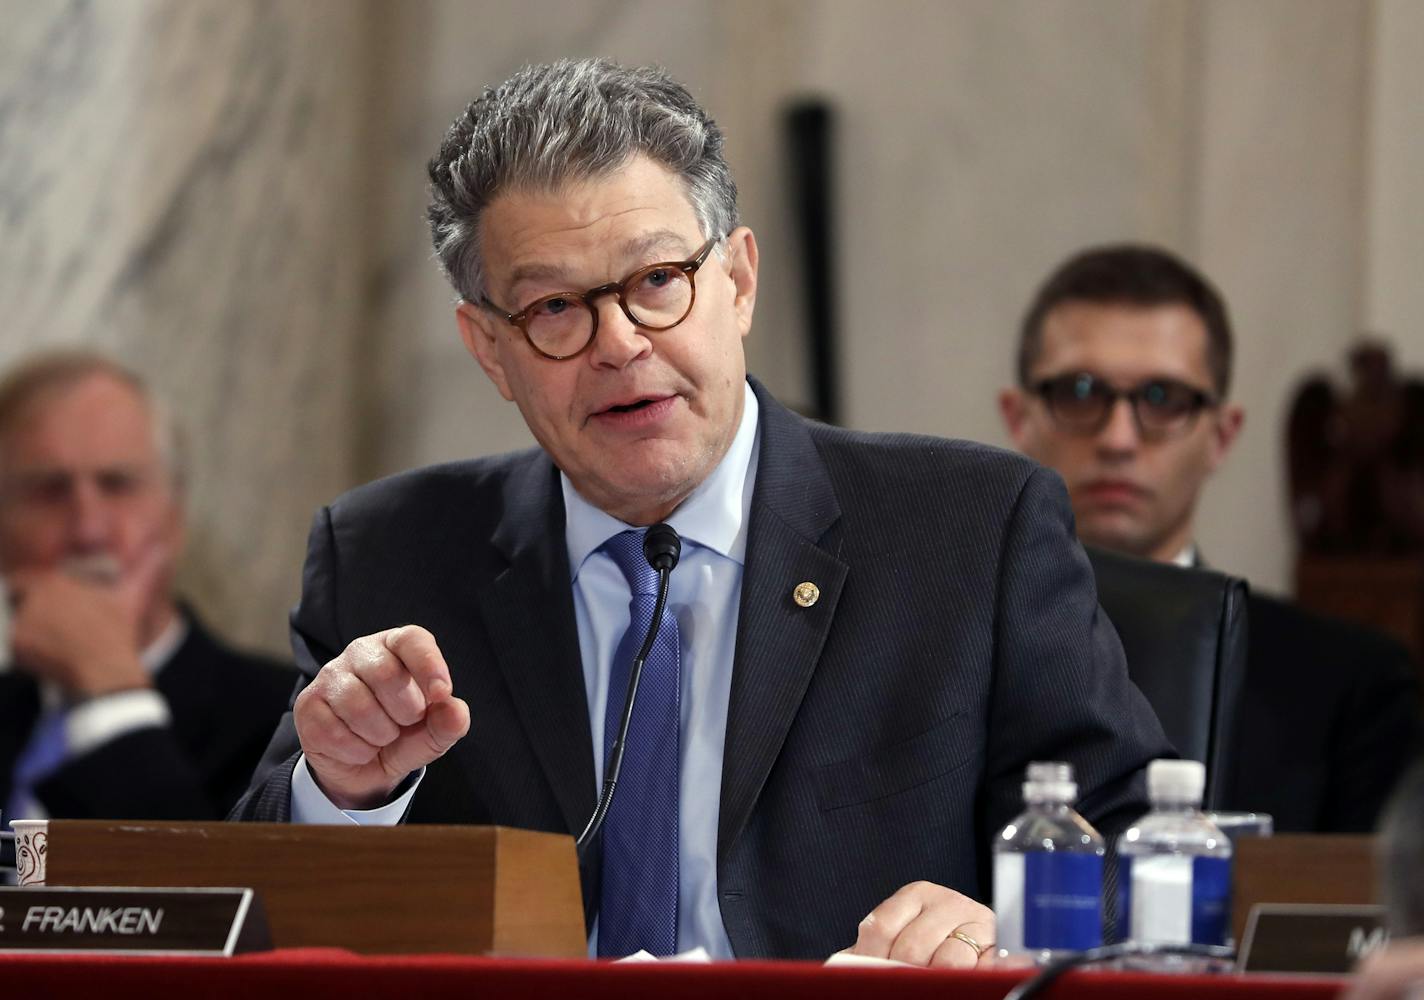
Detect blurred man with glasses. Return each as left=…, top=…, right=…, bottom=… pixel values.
left=1000, top=244, right=1419, bottom=832
left=999, top=246, right=1243, bottom=566
left=237, top=60, right=1172, bottom=964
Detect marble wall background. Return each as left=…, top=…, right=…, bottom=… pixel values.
left=0, top=0, right=372, bottom=650
left=0, top=0, right=1418, bottom=655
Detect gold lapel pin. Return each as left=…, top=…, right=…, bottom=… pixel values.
left=793, top=581, right=820, bottom=608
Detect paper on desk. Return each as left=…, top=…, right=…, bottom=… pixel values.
left=616, top=947, right=713, bottom=963
left=614, top=948, right=916, bottom=967
left=823, top=951, right=918, bottom=969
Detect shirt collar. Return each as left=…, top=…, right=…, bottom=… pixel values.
left=1171, top=544, right=1199, bottom=569
left=142, top=613, right=189, bottom=674
left=564, top=381, right=761, bottom=579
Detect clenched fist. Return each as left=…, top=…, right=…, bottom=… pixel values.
left=295, top=624, right=471, bottom=809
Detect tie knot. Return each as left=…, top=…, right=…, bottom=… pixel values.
left=603, top=529, right=660, bottom=596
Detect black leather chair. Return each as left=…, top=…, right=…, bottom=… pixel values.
left=1086, top=546, right=1248, bottom=810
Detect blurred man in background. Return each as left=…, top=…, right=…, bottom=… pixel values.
left=0, top=351, right=294, bottom=825
left=1000, top=245, right=1421, bottom=832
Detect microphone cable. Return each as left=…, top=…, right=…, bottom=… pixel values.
left=576, top=523, right=681, bottom=854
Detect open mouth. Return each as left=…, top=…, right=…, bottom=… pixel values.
left=592, top=394, right=677, bottom=426
left=607, top=398, right=656, bottom=414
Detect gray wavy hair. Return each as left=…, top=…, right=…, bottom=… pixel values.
left=426, top=59, right=739, bottom=302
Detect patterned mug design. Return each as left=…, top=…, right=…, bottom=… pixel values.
left=16, top=828, right=47, bottom=885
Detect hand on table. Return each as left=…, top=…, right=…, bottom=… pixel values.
left=842, top=881, right=996, bottom=968
left=294, top=624, right=470, bottom=810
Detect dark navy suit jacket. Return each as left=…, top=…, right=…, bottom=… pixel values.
left=0, top=610, right=295, bottom=821
left=234, top=377, right=1171, bottom=958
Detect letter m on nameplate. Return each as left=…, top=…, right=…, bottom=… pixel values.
left=0, top=887, right=270, bottom=955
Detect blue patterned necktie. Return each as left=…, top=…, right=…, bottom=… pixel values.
left=597, top=529, right=681, bottom=957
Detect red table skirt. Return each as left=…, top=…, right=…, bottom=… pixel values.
left=0, top=948, right=1345, bottom=999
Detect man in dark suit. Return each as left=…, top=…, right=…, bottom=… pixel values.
left=0, top=351, right=295, bottom=826
left=999, top=244, right=1421, bottom=832
left=236, top=59, right=1170, bottom=963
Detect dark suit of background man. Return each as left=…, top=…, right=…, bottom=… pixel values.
left=235, top=58, right=1171, bottom=964
left=999, top=245, right=1422, bottom=832
left=0, top=351, right=295, bottom=828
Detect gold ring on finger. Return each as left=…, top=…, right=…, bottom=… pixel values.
left=950, top=928, right=991, bottom=957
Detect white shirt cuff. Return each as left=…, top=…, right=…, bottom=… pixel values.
left=64, top=688, right=173, bottom=758
left=289, top=755, right=423, bottom=825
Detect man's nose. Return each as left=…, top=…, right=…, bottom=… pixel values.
left=68, top=478, right=114, bottom=550
left=586, top=297, right=653, bottom=369
left=1095, top=398, right=1142, bottom=455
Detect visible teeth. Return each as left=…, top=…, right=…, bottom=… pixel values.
left=63, top=553, right=122, bottom=584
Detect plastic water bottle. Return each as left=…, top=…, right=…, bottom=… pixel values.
left=1116, top=759, right=1232, bottom=957
left=993, top=761, right=1106, bottom=962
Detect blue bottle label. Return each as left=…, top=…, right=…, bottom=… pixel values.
left=1117, top=854, right=1232, bottom=946
left=1023, top=851, right=1103, bottom=951
left=1191, top=856, right=1231, bottom=946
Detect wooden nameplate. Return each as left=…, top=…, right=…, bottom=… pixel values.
left=43, top=821, right=585, bottom=957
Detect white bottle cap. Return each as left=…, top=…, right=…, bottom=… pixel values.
left=1023, top=761, right=1077, bottom=802
left=1147, top=759, right=1205, bottom=804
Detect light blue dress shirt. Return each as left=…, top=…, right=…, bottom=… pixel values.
left=564, top=382, right=758, bottom=958
left=293, top=383, right=760, bottom=959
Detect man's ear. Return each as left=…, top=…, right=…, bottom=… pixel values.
left=998, top=387, right=1030, bottom=446
left=1207, top=403, right=1245, bottom=471
left=726, top=226, right=759, bottom=338
left=456, top=301, right=515, bottom=402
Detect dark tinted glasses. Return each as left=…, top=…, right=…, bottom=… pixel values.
left=1030, top=372, right=1217, bottom=437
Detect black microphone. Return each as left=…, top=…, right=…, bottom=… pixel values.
left=642, top=522, right=681, bottom=573
left=576, top=523, right=681, bottom=854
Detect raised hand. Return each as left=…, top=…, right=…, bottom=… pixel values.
left=294, top=624, right=471, bottom=809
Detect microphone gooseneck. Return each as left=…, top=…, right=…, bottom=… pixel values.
left=576, top=523, right=681, bottom=854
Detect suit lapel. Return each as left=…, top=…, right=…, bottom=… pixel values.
left=718, top=383, right=846, bottom=860
left=477, top=455, right=597, bottom=838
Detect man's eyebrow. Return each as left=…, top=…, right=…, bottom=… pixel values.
left=617, top=229, right=696, bottom=263
left=503, top=230, right=698, bottom=292
left=505, top=260, right=573, bottom=289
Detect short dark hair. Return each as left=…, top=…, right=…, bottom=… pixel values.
left=1017, top=244, right=1235, bottom=397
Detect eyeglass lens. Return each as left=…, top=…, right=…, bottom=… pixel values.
left=524, top=265, right=695, bottom=358
left=1040, top=373, right=1208, bottom=432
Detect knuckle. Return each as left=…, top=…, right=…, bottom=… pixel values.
left=350, top=649, right=401, bottom=685
left=346, top=635, right=381, bottom=665
left=857, top=911, right=889, bottom=946
left=386, top=623, right=431, bottom=648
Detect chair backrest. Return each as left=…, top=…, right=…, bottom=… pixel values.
left=1086, top=547, right=1249, bottom=810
